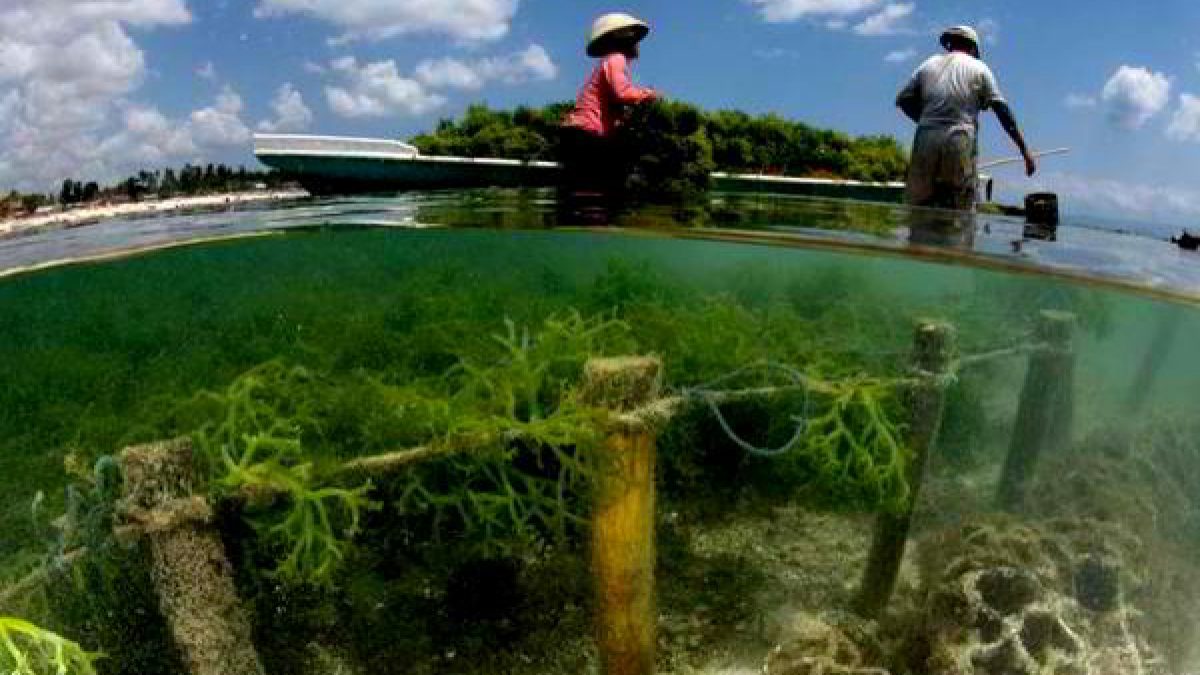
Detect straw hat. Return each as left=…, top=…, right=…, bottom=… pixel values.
left=587, top=12, right=650, bottom=57
left=940, top=25, right=981, bottom=57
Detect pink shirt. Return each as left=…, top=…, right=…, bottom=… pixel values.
left=564, top=53, right=656, bottom=138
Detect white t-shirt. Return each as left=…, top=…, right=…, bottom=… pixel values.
left=896, top=52, right=1006, bottom=135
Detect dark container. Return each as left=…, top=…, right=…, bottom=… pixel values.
left=1025, top=193, right=1060, bottom=227
left=1173, top=230, right=1200, bottom=251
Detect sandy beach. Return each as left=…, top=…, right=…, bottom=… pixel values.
left=0, top=190, right=309, bottom=238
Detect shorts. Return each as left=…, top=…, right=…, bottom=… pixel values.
left=905, top=127, right=978, bottom=211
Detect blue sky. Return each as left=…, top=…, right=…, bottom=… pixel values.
left=4, top=0, right=1200, bottom=225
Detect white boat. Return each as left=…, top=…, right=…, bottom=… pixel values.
left=253, top=133, right=906, bottom=203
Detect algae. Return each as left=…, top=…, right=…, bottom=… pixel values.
left=0, top=617, right=101, bottom=675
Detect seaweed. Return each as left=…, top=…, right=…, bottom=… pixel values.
left=0, top=617, right=101, bottom=675
left=214, top=434, right=377, bottom=585
left=193, top=363, right=378, bottom=586
left=395, top=311, right=631, bottom=553
left=799, top=378, right=910, bottom=514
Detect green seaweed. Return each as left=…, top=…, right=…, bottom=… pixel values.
left=395, top=311, right=631, bottom=553
left=799, top=377, right=910, bottom=513
left=193, top=363, right=378, bottom=586
left=0, top=617, right=101, bottom=675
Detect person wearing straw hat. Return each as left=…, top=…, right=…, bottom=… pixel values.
left=560, top=12, right=660, bottom=197
left=896, top=25, right=1036, bottom=211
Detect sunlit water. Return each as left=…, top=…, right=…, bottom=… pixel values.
left=0, top=191, right=1196, bottom=675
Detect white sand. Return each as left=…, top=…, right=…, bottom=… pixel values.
left=0, top=190, right=309, bottom=238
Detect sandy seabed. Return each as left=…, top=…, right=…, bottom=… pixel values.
left=0, top=190, right=310, bottom=238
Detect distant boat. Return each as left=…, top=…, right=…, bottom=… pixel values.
left=253, top=133, right=905, bottom=203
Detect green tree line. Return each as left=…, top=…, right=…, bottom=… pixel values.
left=409, top=102, right=908, bottom=183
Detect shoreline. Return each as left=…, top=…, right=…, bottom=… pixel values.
left=0, top=190, right=310, bottom=239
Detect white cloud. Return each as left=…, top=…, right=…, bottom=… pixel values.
left=0, top=0, right=192, bottom=189
left=322, top=45, right=556, bottom=118
left=883, top=48, right=916, bottom=64
left=1101, top=65, right=1171, bottom=130
left=853, top=3, right=914, bottom=36
left=747, top=0, right=882, bottom=23
left=1064, top=93, right=1097, bottom=109
left=303, top=61, right=327, bottom=75
left=99, top=105, right=198, bottom=165
left=258, top=83, right=315, bottom=133
left=1044, top=171, right=1200, bottom=223
left=196, top=61, right=217, bottom=81
left=325, top=57, right=446, bottom=118
left=190, top=86, right=252, bottom=146
left=414, top=59, right=484, bottom=91
left=254, top=0, right=518, bottom=43
left=98, top=87, right=257, bottom=168
left=1166, top=93, right=1200, bottom=142
left=415, top=45, right=558, bottom=91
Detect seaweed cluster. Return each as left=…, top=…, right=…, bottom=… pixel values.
left=0, top=616, right=101, bottom=675
left=392, top=311, right=630, bottom=553
left=191, top=363, right=378, bottom=586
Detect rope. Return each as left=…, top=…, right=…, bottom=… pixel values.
left=681, top=362, right=812, bottom=458
left=676, top=333, right=1056, bottom=458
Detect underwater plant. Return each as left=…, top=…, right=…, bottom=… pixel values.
left=193, top=362, right=378, bottom=586
left=396, top=311, right=630, bottom=552
left=799, top=377, right=910, bottom=513
left=214, top=432, right=377, bottom=585
left=0, top=617, right=101, bottom=675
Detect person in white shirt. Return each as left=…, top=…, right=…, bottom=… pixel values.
left=896, top=26, right=1036, bottom=211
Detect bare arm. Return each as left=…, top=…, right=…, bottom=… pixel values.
left=896, top=77, right=922, bottom=124
left=897, top=97, right=922, bottom=124
left=992, top=101, right=1036, bottom=176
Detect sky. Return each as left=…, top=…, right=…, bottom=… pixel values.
left=3, top=0, right=1200, bottom=226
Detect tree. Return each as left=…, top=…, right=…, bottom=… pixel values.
left=21, top=194, right=47, bottom=214
left=160, top=168, right=179, bottom=197
left=82, top=182, right=100, bottom=203
left=406, top=101, right=908, bottom=188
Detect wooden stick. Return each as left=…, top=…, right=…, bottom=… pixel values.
left=856, top=321, right=955, bottom=619
left=582, top=357, right=661, bottom=675
left=119, top=439, right=264, bottom=675
left=1125, top=310, right=1183, bottom=412
left=995, top=311, right=1077, bottom=512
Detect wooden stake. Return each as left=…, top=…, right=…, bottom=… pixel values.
left=995, top=310, right=1077, bottom=512
left=582, top=357, right=662, bottom=675
left=1126, top=309, right=1182, bottom=412
left=119, top=439, right=264, bottom=675
left=856, top=321, right=954, bottom=619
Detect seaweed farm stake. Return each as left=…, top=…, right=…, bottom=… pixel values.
left=582, top=357, right=662, bottom=675
left=995, top=310, right=1077, bottom=512
left=118, top=439, right=265, bottom=675
left=856, top=321, right=954, bottom=619
left=1125, top=309, right=1182, bottom=413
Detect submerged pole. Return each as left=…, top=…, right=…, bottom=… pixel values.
left=1126, top=309, right=1183, bottom=412
left=582, top=356, right=662, bottom=675
left=118, top=439, right=264, bottom=675
left=856, top=321, right=954, bottom=619
left=995, top=310, right=1077, bottom=512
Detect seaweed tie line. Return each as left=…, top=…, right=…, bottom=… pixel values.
left=681, top=362, right=811, bottom=458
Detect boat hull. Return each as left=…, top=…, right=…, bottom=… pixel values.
left=260, top=154, right=561, bottom=196
left=253, top=134, right=906, bottom=203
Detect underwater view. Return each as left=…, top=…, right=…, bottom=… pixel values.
left=0, top=195, right=1197, bottom=675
